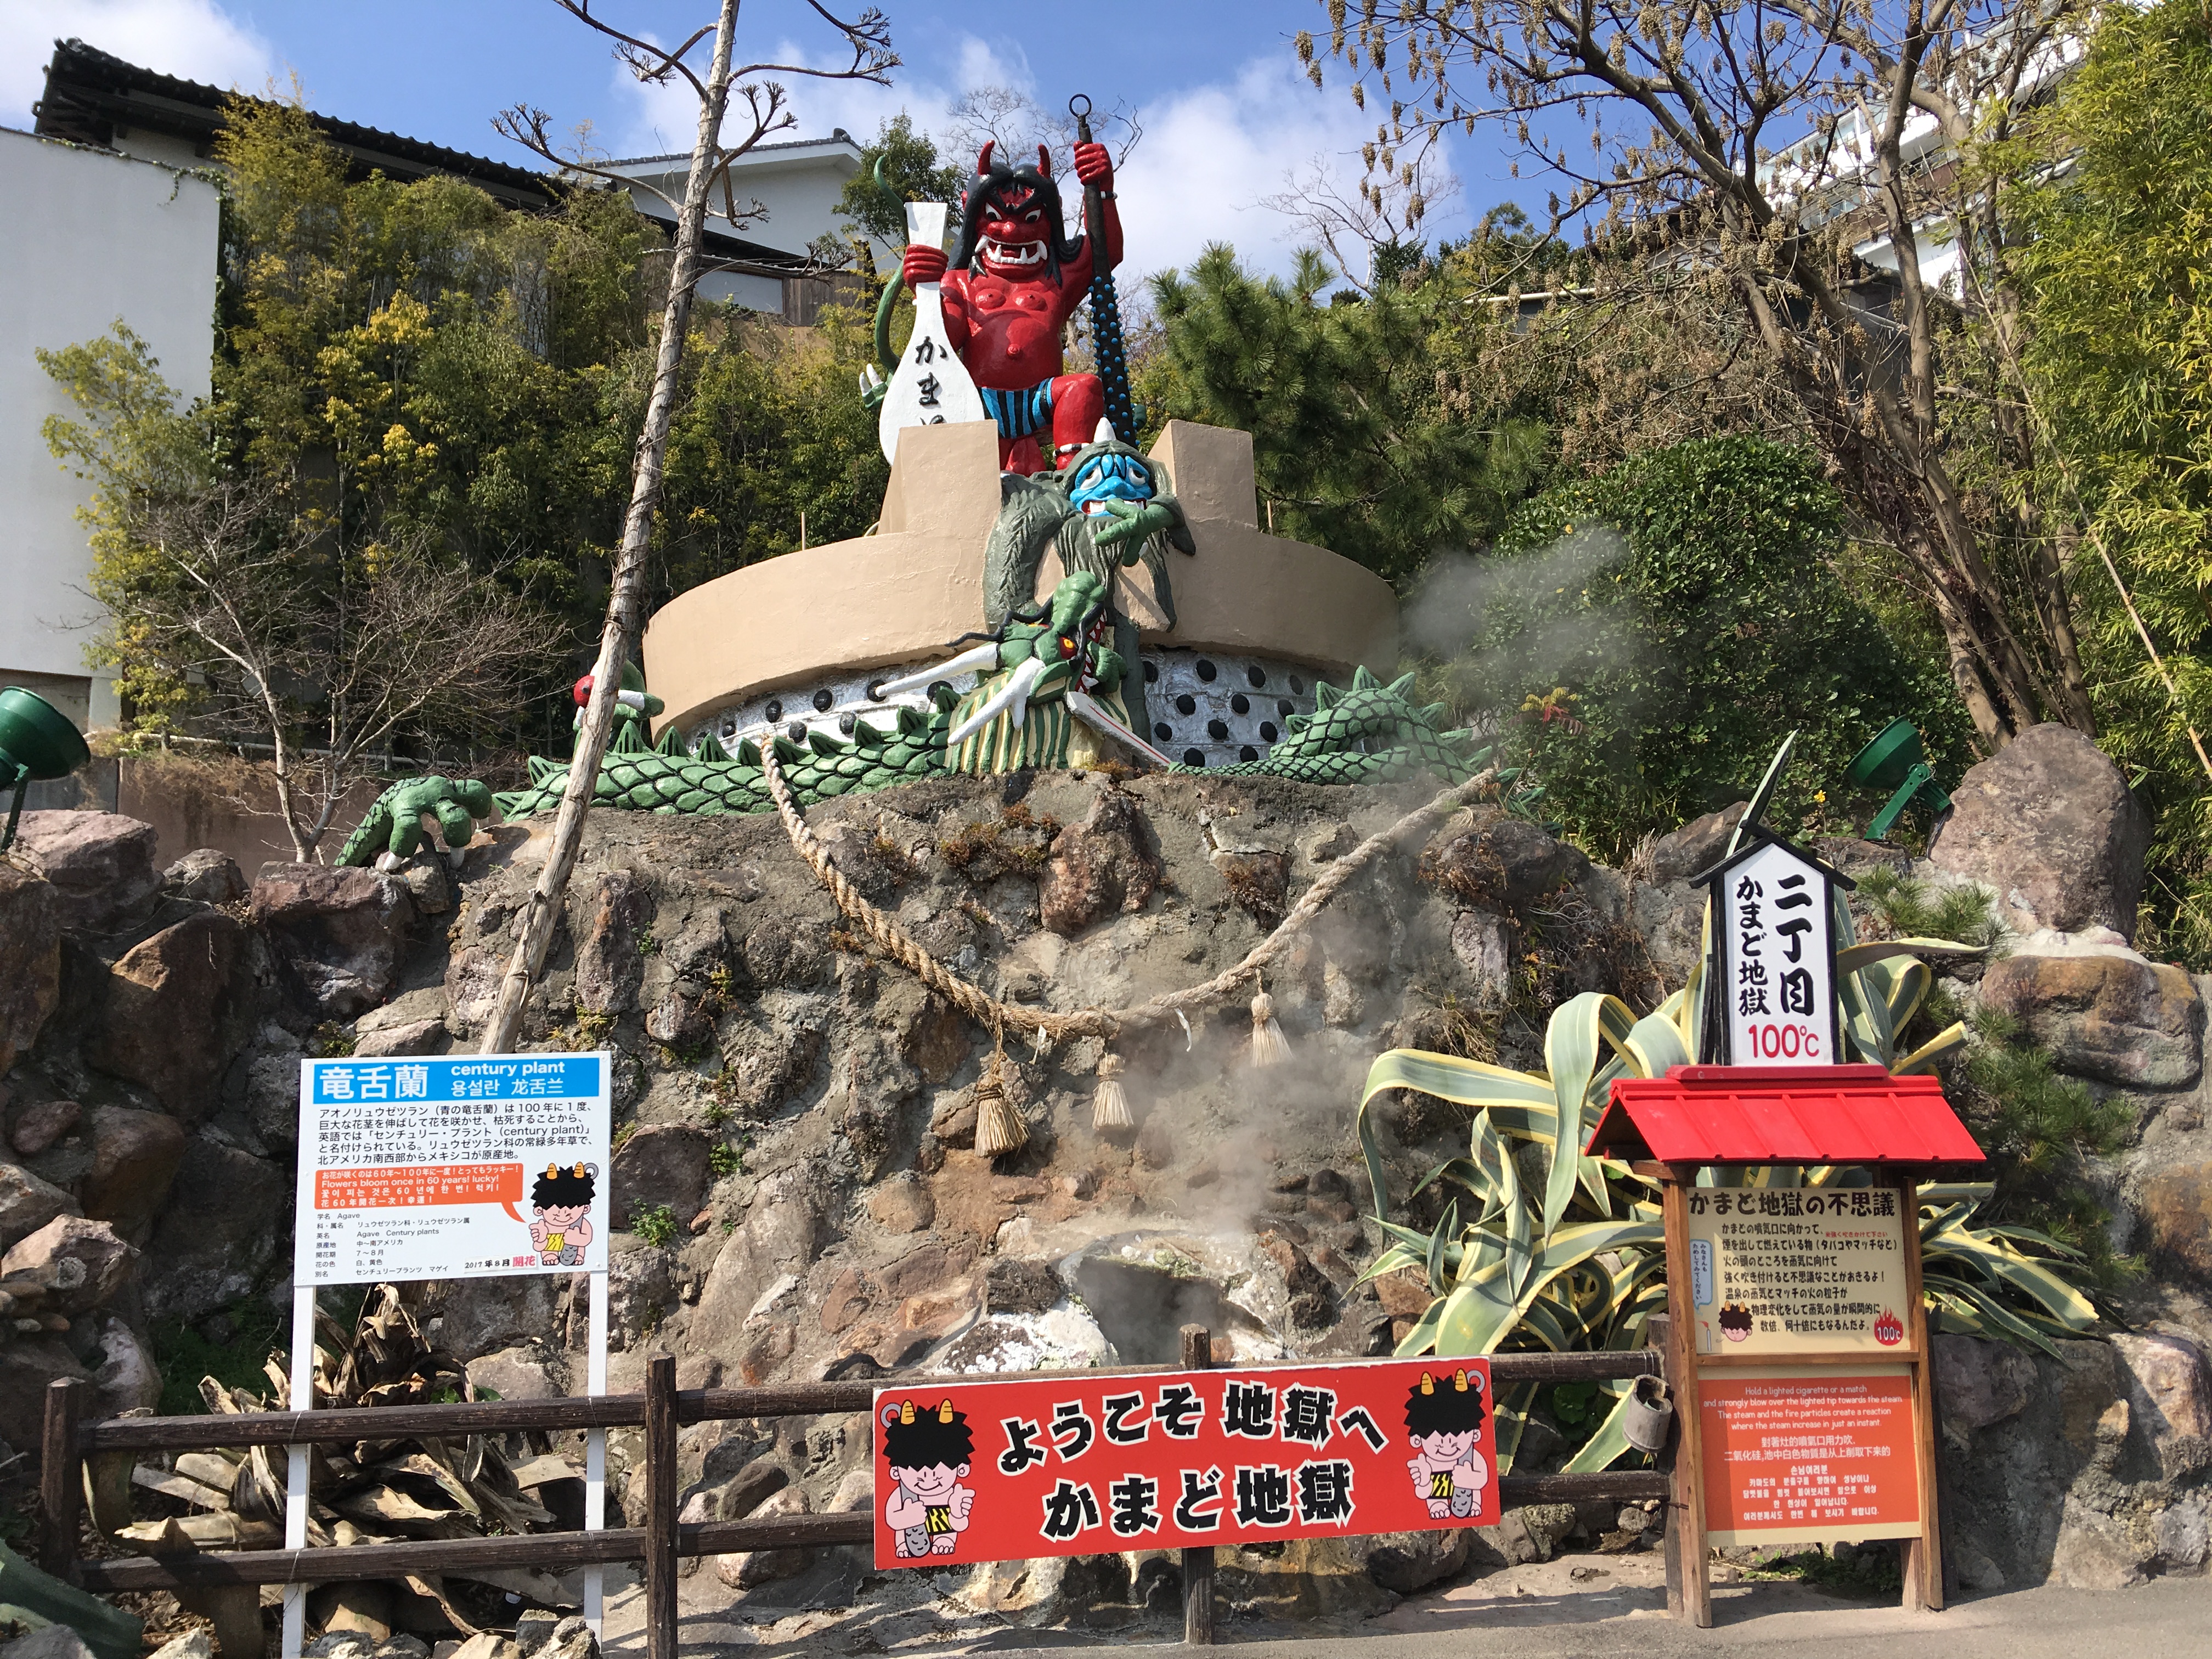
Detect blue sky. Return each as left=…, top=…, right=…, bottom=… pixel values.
left=2, top=0, right=1526, bottom=281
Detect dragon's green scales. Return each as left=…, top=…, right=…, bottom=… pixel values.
left=336, top=670, right=1487, bottom=865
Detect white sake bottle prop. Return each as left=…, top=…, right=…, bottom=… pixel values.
left=878, top=200, right=989, bottom=463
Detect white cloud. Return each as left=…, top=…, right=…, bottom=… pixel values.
left=0, top=0, right=274, bottom=128
left=603, top=33, right=1429, bottom=283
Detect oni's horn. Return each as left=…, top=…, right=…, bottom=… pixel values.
left=1036, top=144, right=1051, bottom=177
left=977, top=140, right=995, bottom=177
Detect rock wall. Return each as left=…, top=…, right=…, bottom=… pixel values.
left=2, top=726, right=2209, bottom=1611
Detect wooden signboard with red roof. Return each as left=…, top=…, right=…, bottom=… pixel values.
left=1587, top=1060, right=1985, bottom=1624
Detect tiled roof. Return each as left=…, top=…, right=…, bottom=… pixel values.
left=1584, top=1064, right=1985, bottom=1166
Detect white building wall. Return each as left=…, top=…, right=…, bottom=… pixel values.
left=0, top=128, right=219, bottom=727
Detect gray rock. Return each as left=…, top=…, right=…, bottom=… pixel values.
left=251, top=864, right=417, bottom=1016
left=1928, top=724, right=2151, bottom=939
left=351, top=1017, right=445, bottom=1058
left=1364, top=1526, right=1473, bottom=1593
left=573, top=870, right=653, bottom=1015
left=712, top=1485, right=810, bottom=1588
left=428, top=1274, right=561, bottom=1361
left=0, top=1627, right=98, bottom=1659
left=1424, top=814, right=1590, bottom=905
left=0, top=1160, right=79, bottom=1252
left=512, top=1611, right=559, bottom=1659
left=689, top=1180, right=820, bottom=1359
left=89, top=1313, right=162, bottom=1414
left=1040, top=788, right=1160, bottom=935
left=611, top=1123, right=711, bottom=1230
left=1934, top=1334, right=2038, bottom=1435
left=12, top=810, right=160, bottom=930
left=145, top=1630, right=213, bottom=1659
left=1979, top=955, right=2204, bottom=1088
left=1647, top=802, right=1747, bottom=884
left=399, top=857, right=451, bottom=916
left=78, top=1104, right=188, bottom=1232
left=1, top=1215, right=138, bottom=1314
left=2111, top=1330, right=2212, bottom=1479
left=162, top=848, right=246, bottom=906
left=91, top=911, right=261, bottom=1121
left=0, top=866, right=60, bottom=1075
left=141, top=1135, right=288, bottom=1322
left=535, top=1617, right=597, bottom=1659
left=302, top=1637, right=375, bottom=1659
left=465, top=1346, right=558, bottom=1401
left=8, top=1098, right=79, bottom=1158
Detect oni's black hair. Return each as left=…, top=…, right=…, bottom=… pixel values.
left=947, top=144, right=1082, bottom=285
left=532, top=1163, right=597, bottom=1210
left=881, top=1400, right=975, bottom=1469
left=1404, top=1370, right=1488, bottom=1436
left=1718, top=1304, right=1754, bottom=1334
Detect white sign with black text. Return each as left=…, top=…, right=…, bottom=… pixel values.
left=1718, top=840, right=1837, bottom=1065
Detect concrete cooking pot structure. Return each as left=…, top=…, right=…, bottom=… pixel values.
left=642, top=420, right=1400, bottom=770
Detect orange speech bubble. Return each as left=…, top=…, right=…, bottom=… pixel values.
left=315, top=1163, right=529, bottom=1222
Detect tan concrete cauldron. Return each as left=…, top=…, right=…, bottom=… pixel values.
left=642, top=419, right=1400, bottom=741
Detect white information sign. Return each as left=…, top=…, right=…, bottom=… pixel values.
left=1718, top=840, right=1838, bottom=1065
left=294, top=1053, right=612, bottom=1286
left=877, top=200, right=989, bottom=462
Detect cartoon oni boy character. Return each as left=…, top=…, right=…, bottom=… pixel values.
left=881, top=1398, right=975, bottom=1558
left=1404, top=1368, right=1489, bottom=1519
left=529, top=1162, right=597, bottom=1266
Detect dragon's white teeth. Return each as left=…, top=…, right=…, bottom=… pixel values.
left=878, top=642, right=1000, bottom=697
left=1066, top=690, right=1175, bottom=769
left=949, top=656, right=1046, bottom=748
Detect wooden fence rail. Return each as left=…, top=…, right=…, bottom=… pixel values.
left=43, top=1341, right=1671, bottom=1658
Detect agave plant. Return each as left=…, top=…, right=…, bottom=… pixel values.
left=1354, top=741, right=2100, bottom=1472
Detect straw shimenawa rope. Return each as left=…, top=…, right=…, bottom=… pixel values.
left=757, top=744, right=1498, bottom=1047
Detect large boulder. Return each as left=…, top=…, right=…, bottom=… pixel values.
left=140, top=1136, right=289, bottom=1322
left=1421, top=811, right=1590, bottom=907
left=251, top=864, right=416, bottom=1016
left=1928, top=724, right=2151, bottom=939
left=574, top=870, right=653, bottom=1015
left=91, top=911, right=260, bottom=1120
left=1040, top=788, right=1161, bottom=935
left=2140, top=1161, right=2212, bottom=1281
left=162, top=848, right=247, bottom=907
left=0, top=1159, right=80, bottom=1252
left=1978, top=955, right=2204, bottom=1088
left=1, top=1215, right=138, bottom=1315
left=610, top=1124, right=711, bottom=1231
left=79, top=1104, right=189, bottom=1233
left=1647, top=802, right=1747, bottom=885
left=0, top=865, right=60, bottom=1074
left=10, top=810, right=159, bottom=931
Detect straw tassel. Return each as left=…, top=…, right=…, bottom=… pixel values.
left=1091, top=1051, right=1133, bottom=1131
left=972, top=1043, right=1028, bottom=1159
left=1249, top=975, right=1291, bottom=1068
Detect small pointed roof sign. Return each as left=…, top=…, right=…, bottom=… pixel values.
left=1584, top=1064, right=1985, bottom=1167
left=1685, top=821, right=1857, bottom=893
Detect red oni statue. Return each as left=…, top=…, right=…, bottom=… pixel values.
left=900, top=139, right=1120, bottom=474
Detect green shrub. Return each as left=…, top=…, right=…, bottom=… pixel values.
left=631, top=1204, right=679, bottom=1248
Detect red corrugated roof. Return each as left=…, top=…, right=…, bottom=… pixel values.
left=1585, top=1064, right=1985, bottom=1166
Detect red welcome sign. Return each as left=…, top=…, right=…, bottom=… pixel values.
left=871, top=1358, right=1497, bottom=1568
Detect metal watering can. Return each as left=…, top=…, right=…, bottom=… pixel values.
left=1620, top=1372, right=1676, bottom=1455
left=0, top=687, right=91, bottom=854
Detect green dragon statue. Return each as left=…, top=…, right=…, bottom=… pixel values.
left=335, top=572, right=1493, bottom=862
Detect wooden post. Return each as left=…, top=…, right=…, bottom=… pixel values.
left=38, top=1377, right=85, bottom=1581
left=1178, top=1324, right=1214, bottom=1646
left=644, top=1355, right=679, bottom=1659
left=1894, top=1170, right=1945, bottom=1612
left=1646, top=1313, right=1684, bottom=1613
left=1658, top=1178, right=1712, bottom=1627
